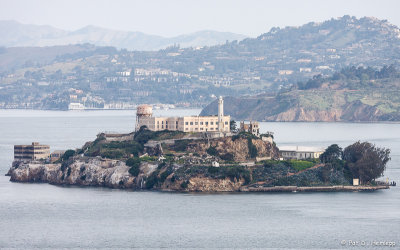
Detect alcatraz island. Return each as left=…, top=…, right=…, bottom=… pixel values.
left=7, top=97, right=394, bottom=192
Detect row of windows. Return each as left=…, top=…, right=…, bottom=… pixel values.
left=157, top=125, right=178, bottom=129
left=185, top=127, right=218, bottom=131
left=157, top=121, right=179, bottom=125
left=184, top=121, right=229, bottom=126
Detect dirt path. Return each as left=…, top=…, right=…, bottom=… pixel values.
left=287, top=163, right=325, bottom=176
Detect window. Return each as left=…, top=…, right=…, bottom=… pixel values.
left=195, top=122, right=198, bottom=125
left=166, top=121, right=168, bottom=124
left=185, top=128, right=188, bottom=131
left=205, top=122, right=208, bottom=125
left=200, top=122, right=203, bottom=125
left=225, top=121, right=228, bottom=125
left=200, top=128, right=203, bottom=131
left=210, top=122, right=214, bottom=125
left=157, top=121, right=159, bottom=124
left=190, top=122, right=193, bottom=125
left=210, top=128, right=214, bottom=130
left=195, top=128, right=198, bottom=130
left=185, top=122, right=188, bottom=125
left=162, top=121, right=164, bottom=124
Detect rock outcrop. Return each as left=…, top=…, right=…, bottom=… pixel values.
left=185, top=136, right=279, bottom=162
left=8, top=158, right=138, bottom=189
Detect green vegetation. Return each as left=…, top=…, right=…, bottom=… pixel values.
left=61, top=149, right=75, bottom=161
left=175, top=165, right=251, bottom=185
left=320, top=144, right=342, bottom=163
left=126, top=158, right=141, bottom=176
left=247, top=138, right=258, bottom=158
left=343, top=141, right=390, bottom=183
left=172, top=140, right=191, bottom=152
left=134, top=126, right=185, bottom=145
left=298, top=65, right=400, bottom=90
left=220, top=153, right=234, bottom=162
left=230, top=120, right=237, bottom=132
left=85, top=138, right=143, bottom=159
left=145, top=170, right=160, bottom=189
left=180, top=180, right=189, bottom=189
left=287, top=160, right=314, bottom=171
left=206, top=146, right=219, bottom=156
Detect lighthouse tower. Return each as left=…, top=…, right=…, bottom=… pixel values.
left=218, top=96, right=224, bottom=132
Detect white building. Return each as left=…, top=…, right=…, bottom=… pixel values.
left=68, top=103, right=84, bottom=110
left=136, top=96, right=230, bottom=133
left=279, top=146, right=324, bottom=160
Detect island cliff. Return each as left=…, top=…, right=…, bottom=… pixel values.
left=6, top=129, right=389, bottom=192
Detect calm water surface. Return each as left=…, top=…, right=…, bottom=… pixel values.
left=0, top=109, right=399, bottom=249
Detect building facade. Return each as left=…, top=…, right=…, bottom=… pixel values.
left=279, top=146, right=324, bottom=160
left=50, top=150, right=66, bottom=163
left=240, top=121, right=260, bottom=137
left=14, top=142, right=50, bottom=161
left=136, top=96, right=230, bottom=133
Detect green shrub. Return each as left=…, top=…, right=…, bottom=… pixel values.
left=145, top=171, right=159, bottom=189
left=247, top=138, right=258, bottom=158
left=173, top=140, right=190, bottom=152
left=225, top=166, right=251, bottom=184
left=129, top=166, right=140, bottom=176
left=180, top=180, right=189, bottom=189
left=220, top=153, right=234, bottom=161
left=206, top=146, right=219, bottom=156
left=126, top=157, right=140, bottom=167
left=126, top=158, right=141, bottom=176
left=100, top=149, right=125, bottom=159
left=61, top=149, right=75, bottom=161
left=208, top=166, right=220, bottom=174
left=160, top=169, right=172, bottom=182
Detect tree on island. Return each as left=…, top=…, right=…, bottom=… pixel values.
left=61, top=149, right=75, bottom=161
left=342, top=141, right=390, bottom=184
left=230, top=120, right=237, bottom=133
left=319, top=144, right=343, bottom=163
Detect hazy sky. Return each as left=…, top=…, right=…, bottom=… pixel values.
left=0, top=0, right=399, bottom=37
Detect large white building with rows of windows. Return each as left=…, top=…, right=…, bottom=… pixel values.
left=136, top=96, right=230, bottom=133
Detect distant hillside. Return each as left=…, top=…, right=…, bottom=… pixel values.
left=0, top=20, right=247, bottom=50
left=1, top=16, right=400, bottom=111
left=200, top=66, right=400, bottom=122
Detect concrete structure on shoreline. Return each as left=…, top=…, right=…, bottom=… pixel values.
left=136, top=96, right=230, bottom=133
left=14, top=142, right=50, bottom=161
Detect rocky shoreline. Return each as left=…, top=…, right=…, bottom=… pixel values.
left=6, top=159, right=389, bottom=193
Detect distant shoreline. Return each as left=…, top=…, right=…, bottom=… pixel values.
left=1, top=109, right=400, bottom=124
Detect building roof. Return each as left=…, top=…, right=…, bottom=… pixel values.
left=279, top=145, right=325, bottom=153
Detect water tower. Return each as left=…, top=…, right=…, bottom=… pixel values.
left=135, top=104, right=153, bottom=131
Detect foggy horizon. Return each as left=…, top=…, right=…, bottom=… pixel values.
left=1, top=0, right=400, bottom=37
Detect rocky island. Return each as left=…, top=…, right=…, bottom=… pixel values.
left=6, top=128, right=391, bottom=192
left=7, top=97, right=392, bottom=192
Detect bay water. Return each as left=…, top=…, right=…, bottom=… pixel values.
left=0, top=109, right=399, bottom=249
